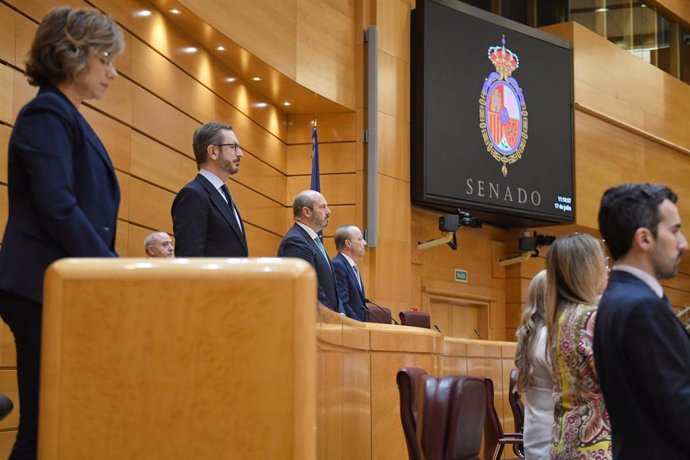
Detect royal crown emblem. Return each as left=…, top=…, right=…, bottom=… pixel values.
left=479, top=35, right=528, bottom=176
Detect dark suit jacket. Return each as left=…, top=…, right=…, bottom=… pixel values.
left=0, top=86, right=120, bottom=303
left=594, top=270, right=690, bottom=459
left=332, top=253, right=368, bottom=322
left=171, top=174, right=248, bottom=257
left=277, top=224, right=342, bottom=312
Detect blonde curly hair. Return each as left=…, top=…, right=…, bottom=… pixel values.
left=514, top=269, right=547, bottom=393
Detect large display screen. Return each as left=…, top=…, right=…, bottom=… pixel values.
left=412, top=0, right=574, bottom=226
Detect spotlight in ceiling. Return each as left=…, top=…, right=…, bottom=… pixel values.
left=251, top=76, right=263, bottom=82
left=282, top=102, right=291, bottom=107
left=181, top=46, right=198, bottom=54
left=169, top=8, right=182, bottom=15
left=225, top=77, right=237, bottom=83
left=215, top=46, right=226, bottom=52
left=253, top=102, right=268, bottom=108
left=133, top=10, right=152, bottom=18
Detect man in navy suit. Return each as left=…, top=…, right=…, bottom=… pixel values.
left=594, top=183, right=690, bottom=459
left=172, top=122, right=248, bottom=257
left=332, top=225, right=368, bottom=321
left=277, top=191, right=344, bottom=313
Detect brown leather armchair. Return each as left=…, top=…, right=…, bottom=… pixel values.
left=399, top=310, right=431, bottom=329
left=396, top=367, right=428, bottom=460
left=483, top=377, right=524, bottom=460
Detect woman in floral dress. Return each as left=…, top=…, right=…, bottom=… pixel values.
left=545, top=233, right=612, bottom=459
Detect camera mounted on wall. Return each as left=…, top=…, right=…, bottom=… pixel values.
left=499, top=231, right=556, bottom=266
left=418, top=209, right=483, bottom=251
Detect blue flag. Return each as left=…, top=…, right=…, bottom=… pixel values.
left=310, top=123, right=320, bottom=192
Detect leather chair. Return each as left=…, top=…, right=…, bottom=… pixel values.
left=396, top=367, right=428, bottom=460
left=417, top=374, right=486, bottom=460
left=399, top=310, right=431, bottom=329
left=366, top=305, right=393, bottom=323
left=483, top=377, right=524, bottom=460
left=508, top=369, right=525, bottom=457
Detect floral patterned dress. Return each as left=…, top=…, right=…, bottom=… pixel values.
left=551, top=303, right=612, bottom=460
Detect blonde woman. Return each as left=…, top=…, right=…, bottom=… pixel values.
left=546, top=233, right=611, bottom=459
left=515, top=270, right=553, bottom=459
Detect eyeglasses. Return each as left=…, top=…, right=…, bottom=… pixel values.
left=95, top=50, right=115, bottom=68
left=216, top=143, right=241, bottom=152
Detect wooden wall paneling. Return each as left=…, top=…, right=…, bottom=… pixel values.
left=0, top=317, right=14, bottom=367
left=0, top=5, right=14, bottom=65
left=286, top=142, right=357, bottom=176
left=0, top=124, right=10, bottom=184
left=231, top=181, right=289, bottom=237
left=127, top=222, right=155, bottom=257
left=0, top=431, right=15, bottom=460
left=295, top=0, right=356, bottom=109
left=114, top=170, right=130, bottom=222
left=82, top=107, right=132, bottom=174
left=0, top=369, right=18, bottom=430
left=0, top=65, right=13, bottom=125
left=652, top=0, right=690, bottom=26
left=129, top=132, right=196, bottom=193
left=179, top=0, right=299, bottom=81
left=377, top=50, right=410, bottom=123
left=342, top=350, right=372, bottom=460
left=130, top=84, right=200, bottom=157
left=0, top=186, right=6, bottom=237
left=377, top=0, right=413, bottom=63
left=5, top=0, right=83, bottom=23
left=215, top=103, right=288, bottom=174
left=242, top=224, right=283, bottom=257
left=232, top=154, right=287, bottom=206
left=287, top=113, right=357, bottom=144
left=318, top=350, right=344, bottom=460
left=114, top=219, right=129, bottom=256
left=378, top=111, right=410, bottom=181
left=369, top=351, right=436, bottom=460
left=374, top=175, right=412, bottom=314
left=287, top=174, right=356, bottom=207
left=128, top=177, right=175, bottom=234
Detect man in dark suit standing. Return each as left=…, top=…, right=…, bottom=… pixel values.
left=172, top=122, right=248, bottom=257
left=277, top=190, right=344, bottom=313
left=332, top=225, right=368, bottom=321
left=594, top=183, right=690, bottom=459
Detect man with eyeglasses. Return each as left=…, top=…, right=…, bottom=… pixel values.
left=172, top=121, right=248, bottom=257
left=594, top=183, right=690, bottom=459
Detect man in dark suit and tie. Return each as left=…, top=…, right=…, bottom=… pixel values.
left=594, top=183, right=690, bottom=459
left=172, top=122, right=248, bottom=257
left=332, top=225, right=368, bottom=321
left=277, top=190, right=344, bottom=313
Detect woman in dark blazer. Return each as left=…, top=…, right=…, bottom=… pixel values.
left=0, top=7, right=124, bottom=458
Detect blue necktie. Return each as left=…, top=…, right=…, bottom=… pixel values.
left=220, top=184, right=243, bottom=234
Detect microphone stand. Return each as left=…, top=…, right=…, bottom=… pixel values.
left=365, top=298, right=400, bottom=325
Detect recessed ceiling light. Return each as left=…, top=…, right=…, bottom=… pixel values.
left=595, top=7, right=609, bottom=12
left=215, top=46, right=226, bottom=52
left=134, top=10, right=152, bottom=17
left=225, top=77, right=237, bottom=83
left=181, top=46, right=198, bottom=54
left=251, top=76, right=262, bottom=82
left=282, top=102, right=291, bottom=106
left=169, top=8, right=182, bottom=15
left=253, top=102, right=268, bottom=108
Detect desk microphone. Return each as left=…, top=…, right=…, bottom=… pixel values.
left=434, top=324, right=442, bottom=333
left=473, top=328, right=482, bottom=339
left=365, top=298, right=400, bottom=325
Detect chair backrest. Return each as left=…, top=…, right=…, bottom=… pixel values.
left=399, top=310, right=431, bottom=329
left=366, top=305, right=392, bottom=323
left=483, top=377, right=503, bottom=460
left=396, top=367, right=428, bottom=460
left=417, top=374, right=486, bottom=460
left=444, top=375, right=486, bottom=460
left=508, top=368, right=524, bottom=433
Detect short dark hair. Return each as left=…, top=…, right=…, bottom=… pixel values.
left=598, top=183, right=677, bottom=260
left=192, top=122, right=233, bottom=168
left=26, top=6, right=124, bottom=87
left=335, top=225, right=356, bottom=250
left=292, top=191, right=316, bottom=218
